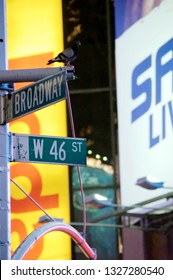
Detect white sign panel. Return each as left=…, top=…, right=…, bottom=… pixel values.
left=116, top=0, right=173, bottom=206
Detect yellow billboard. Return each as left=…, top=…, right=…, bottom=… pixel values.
left=7, top=0, right=71, bottom=259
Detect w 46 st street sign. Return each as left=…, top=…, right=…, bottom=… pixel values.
left=1, top=70, right=66, bottom=124
left=11, top=133, right=86, bottom=166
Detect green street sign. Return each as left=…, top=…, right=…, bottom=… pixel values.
left=5, top=70, right=66, bottom=123
left=11, top=133, right=86, bottom=166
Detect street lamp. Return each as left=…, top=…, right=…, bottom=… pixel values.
left=136, top=176, right=173, bottom=190
left=85, top=193, right=118, bottom=209
left=73, top=192, right=118, bottom=211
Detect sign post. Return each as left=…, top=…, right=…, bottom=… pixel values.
left=0, top=0, right=11, bottom=260
left=11, top=133, right=86, bottom=166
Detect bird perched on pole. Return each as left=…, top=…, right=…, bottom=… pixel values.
left=47, top=40, right=81, bottom=66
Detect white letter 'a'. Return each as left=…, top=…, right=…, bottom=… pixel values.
left=33, top=139, right=44, bottom=159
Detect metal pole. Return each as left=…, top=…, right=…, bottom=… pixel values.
left=0, top=66, right=75, bottom=83
left=0, top=0, right=11, bottom=259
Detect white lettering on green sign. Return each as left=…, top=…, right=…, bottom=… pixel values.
left=14, top=74, right=64, bottom=115
left=33, top=138, right=44, bottom=159
left=29, top=136, right=86, bottom=165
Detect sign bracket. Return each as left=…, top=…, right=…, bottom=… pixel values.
left=0, top=94, right=5, bottom=124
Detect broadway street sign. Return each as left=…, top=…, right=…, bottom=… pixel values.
left=11, top=133, right=86, bottom=166
left=4, top=70, right=66, bottom=123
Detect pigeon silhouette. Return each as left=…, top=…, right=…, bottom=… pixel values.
left=47, top=40, right=81, bottom=66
